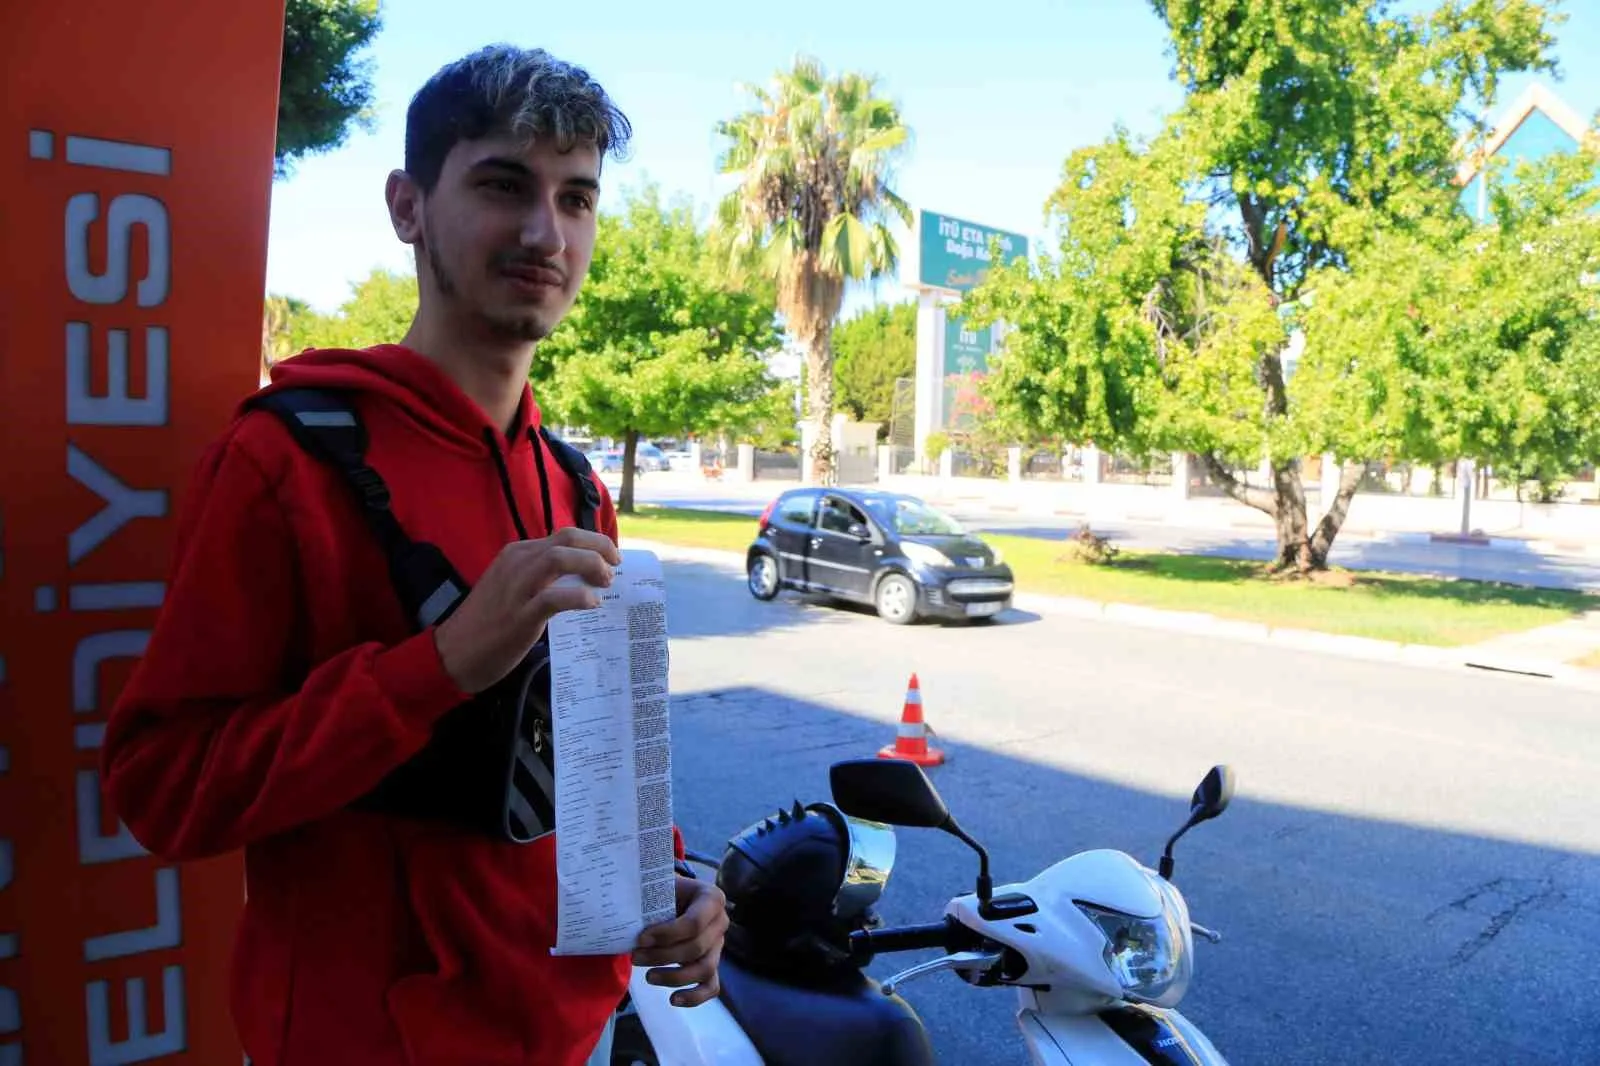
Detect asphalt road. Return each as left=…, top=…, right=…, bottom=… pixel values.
left=626, top=477, right=1600, bottom=591
left=655, top=550, right=1600, bottom=1065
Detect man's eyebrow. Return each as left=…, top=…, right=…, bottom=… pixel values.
left=468, top=157, right=600, bottom=191
left=469, top=155, right=534, bottom=177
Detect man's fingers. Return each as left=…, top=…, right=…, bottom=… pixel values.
left=528, top=584, right=602, bottom=620
left=644, top=953, right=718, bottom=990
left=632, top=916, right=728, bottom=968
left=523, top=545, right=614, bottom=598
left=631, top=913, right=723, bottom=966
left=545, top=526, right=622, bottom=564
left=645, top=944, right=723, bottom=1007
left=671, top=981, right=720, bottom=1008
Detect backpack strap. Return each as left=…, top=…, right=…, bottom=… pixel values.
left=537, top=427, right=602, bottom=533
left=249, top=388, right=470, bottom=630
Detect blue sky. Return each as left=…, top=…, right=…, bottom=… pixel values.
left=264, top=0, right=1599, bottom=316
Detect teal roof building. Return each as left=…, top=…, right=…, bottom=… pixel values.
left=1455, top=83, right=1596, bottom=222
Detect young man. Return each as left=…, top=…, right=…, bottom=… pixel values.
left=101, top=45, right=726, bottom=1066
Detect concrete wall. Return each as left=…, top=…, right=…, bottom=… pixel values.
left=872, top=472, right=1600, bottom=541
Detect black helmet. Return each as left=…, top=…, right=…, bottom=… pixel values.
left=716, top=800, right=897, bottom=976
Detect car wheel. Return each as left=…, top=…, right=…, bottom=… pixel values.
left=875, top=573, right=918, bottom=625
left=748, top=554, right=780, bottom=601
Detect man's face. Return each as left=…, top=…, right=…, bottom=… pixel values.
left=393, top=132, right=600, bottom=343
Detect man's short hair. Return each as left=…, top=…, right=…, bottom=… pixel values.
left=404, top=44, right=632, bottom=191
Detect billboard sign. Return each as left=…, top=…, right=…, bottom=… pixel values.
left=2, top=0, right=284, bottom=1061
left=944, top=316, right=992, bottom=377
left=916, top=210, right=1028, bottom=292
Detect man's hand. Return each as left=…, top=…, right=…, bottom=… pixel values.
left=633, top=876, right=729, bottom=1008
left=433, top=528, right=621, bottom=694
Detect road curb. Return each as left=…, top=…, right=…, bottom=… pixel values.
left=623, top=537, right=1600, bottom=689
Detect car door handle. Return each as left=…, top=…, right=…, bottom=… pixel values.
left=810, top=537, right=822, bottom=548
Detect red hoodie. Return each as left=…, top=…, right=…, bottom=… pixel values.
left=103, top=345, right=660, bottom=1066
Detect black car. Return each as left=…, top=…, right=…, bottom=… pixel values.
left=746, top=487, right=1015, bottom=625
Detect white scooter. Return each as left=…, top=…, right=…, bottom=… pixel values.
left=613, top=757, right=1236, bottom=1065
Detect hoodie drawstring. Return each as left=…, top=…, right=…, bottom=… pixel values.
left=529, top=428, right=557, bottom=538
left=484, top=427, right=557, bottom=541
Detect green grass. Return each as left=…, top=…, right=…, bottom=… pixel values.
left=617, top=506, right=1596, bottom=646
left=620, top=505, right=762, bottom=553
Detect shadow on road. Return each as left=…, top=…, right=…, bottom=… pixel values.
left=661, top=559, right=864, bottom=641
left=669, top=684, right=1600, bottom=1066
left=786, top=592, right=1044, bottom=629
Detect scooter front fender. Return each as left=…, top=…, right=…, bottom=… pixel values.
left=626, top=966, right=764, bottom=1066
left=1019, top=1005, right=1230, bottom=1066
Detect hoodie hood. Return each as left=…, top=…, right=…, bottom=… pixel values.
left=257, top=344, right=543, bottom=457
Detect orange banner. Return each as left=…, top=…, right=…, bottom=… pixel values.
left=1, top=2, right=284, bottom=1062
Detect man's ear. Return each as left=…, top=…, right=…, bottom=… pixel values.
left=386, top=170, right=424, bottom=246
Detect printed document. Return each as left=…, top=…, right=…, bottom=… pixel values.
left=549, top=549, right=678, bottom=956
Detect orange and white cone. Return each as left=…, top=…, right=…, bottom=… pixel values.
left=878, top=673, right=946, bottom=766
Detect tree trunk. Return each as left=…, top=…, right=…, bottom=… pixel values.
left=619, top=428, right=639, bottom=515
left=1268, top=460, right=1315, bottom=572
left=1200, top=453, right=1331, bottom=573
left=806, top=330, right=836, bottom=485
left=1308, top=460, right=1365, bottom=567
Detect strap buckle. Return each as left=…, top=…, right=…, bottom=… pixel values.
left=349, top=464, right=391, bottom=509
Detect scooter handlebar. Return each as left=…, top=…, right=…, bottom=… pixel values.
left=849, top=919, right=981, bottom=962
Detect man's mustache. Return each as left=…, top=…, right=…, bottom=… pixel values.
left=494, top=253, right=565, bottom=283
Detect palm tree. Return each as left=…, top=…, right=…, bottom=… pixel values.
left=716, top=56, right=912, bottom=484
left=260, top=294, right=299, bottom=385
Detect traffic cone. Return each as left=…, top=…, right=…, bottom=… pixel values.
left=878, top=673, right=945, bottom=766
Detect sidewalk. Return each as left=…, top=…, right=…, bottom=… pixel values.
left=622, top=535, right=1600, bottom=693
left=620, top=470, right=1600, bottom=560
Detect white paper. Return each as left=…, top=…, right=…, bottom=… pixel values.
left=549, top=549, right=678, bottom=956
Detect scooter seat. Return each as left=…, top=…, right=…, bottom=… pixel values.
left=717, top=955, right=936, bottom=1066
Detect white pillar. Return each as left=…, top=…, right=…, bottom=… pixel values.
left=1171, top=452, right=1190, bottom=501
left=913, top=290, right=944, bottom=465
left=939, top=449, right=954, bottom=481
left=737, top=442, right=756, bottom=483
left=1007, top=446, right=1023, bottom=483
left=1320, top=452, right=1339, bottom=511
left=688, top=440, right=703, bottom=471
left=1082, top=445, right=1103, bottom=484
left=878, top=444, right=894, bottom=481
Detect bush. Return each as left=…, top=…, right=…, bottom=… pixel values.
left=1060, top=523, right=1119, bottom=565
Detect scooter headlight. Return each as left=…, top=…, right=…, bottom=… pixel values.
left=1075, top=876, right=1191, bottom=1007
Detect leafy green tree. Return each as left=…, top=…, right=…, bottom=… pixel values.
left=716, top=56, right=912, bottom=484
left=287, top=268, right=419, bottom=352
left=833, top=301, right=916, bottom=433
left=276, top=0, right=382, bottom=178
left=966, top=0, right=1559, bottom=571
left=538, top=185, right=782, bottom=512
left=1299, top=146, right=1600, bottom=504
left=261, top=293, right=311, bottom=380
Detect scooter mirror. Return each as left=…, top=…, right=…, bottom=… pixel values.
left=830, top=759, right=950, bottom=829
left=1189, top=765, right=1235, bottom=824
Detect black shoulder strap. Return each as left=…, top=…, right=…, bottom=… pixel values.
left=537, top=427, right=602, bottom=533
left=249, top=388, right=470, bottom=631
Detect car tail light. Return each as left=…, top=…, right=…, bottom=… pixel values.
left=758, top=499, right=776, bottom=526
